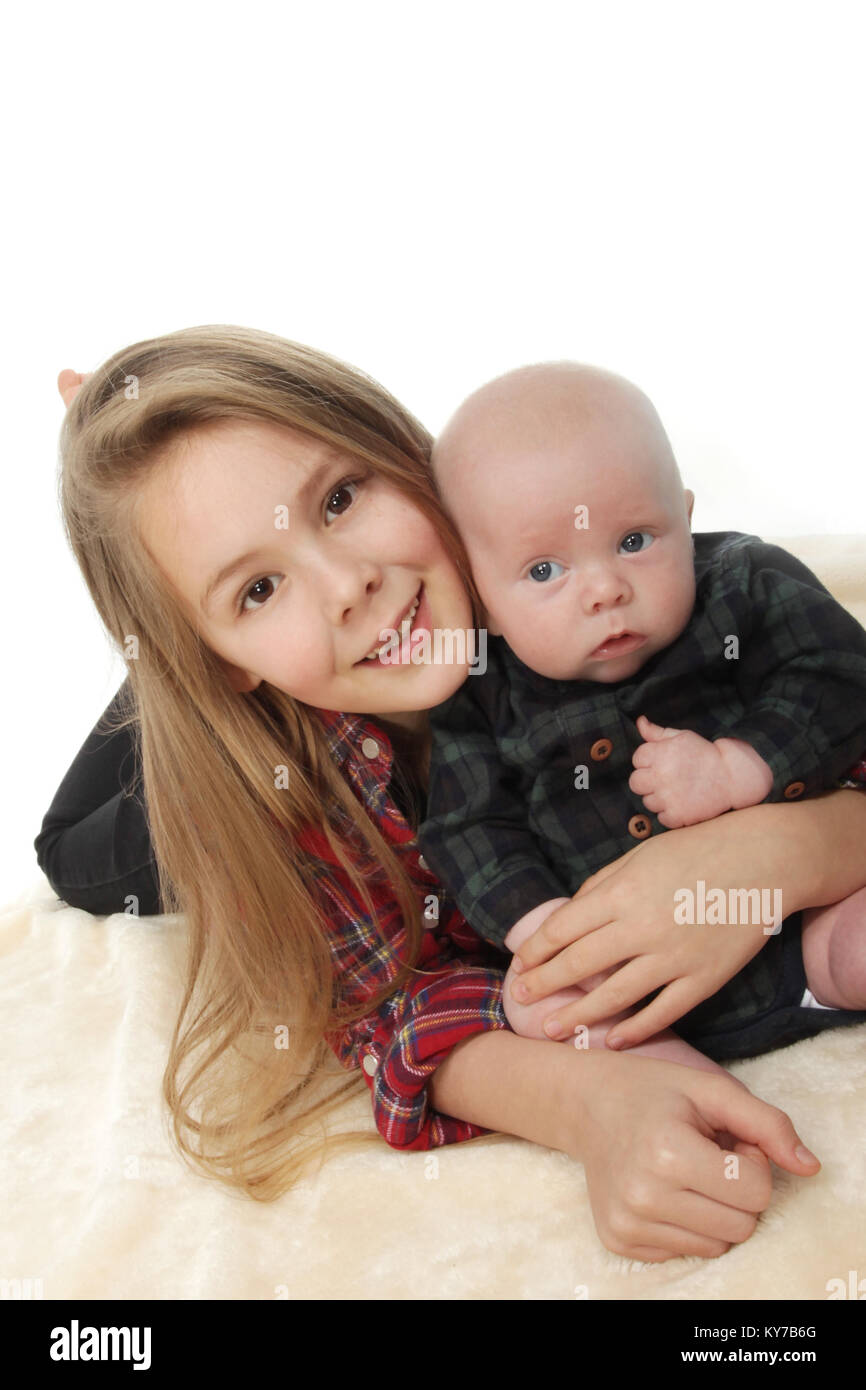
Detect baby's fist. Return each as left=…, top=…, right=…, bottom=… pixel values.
left=628, top=715, right=735, bottom=828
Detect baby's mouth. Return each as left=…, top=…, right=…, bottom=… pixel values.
left=590, top=631, right=646, bottom=660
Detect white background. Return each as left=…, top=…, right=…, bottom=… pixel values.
left=3, top=1, right=865, bottom=904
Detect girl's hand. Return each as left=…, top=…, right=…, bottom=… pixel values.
left=57, top=369, right=91, bottom=408
left=565, top=1050, right=820, bottom=1262
left=509, top=816, right=777, bottom=1049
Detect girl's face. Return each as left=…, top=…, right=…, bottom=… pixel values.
left=135, top=418, right=474, bottom=723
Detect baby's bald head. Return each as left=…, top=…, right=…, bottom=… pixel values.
left=432, top=362, right=684, bottom=548
left=430, top=362, right=696, bottom=681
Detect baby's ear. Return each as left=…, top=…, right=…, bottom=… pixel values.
left=684, top=488, right=695, bottom=525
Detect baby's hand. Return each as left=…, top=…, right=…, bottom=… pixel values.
left=629, top=716, right=775, bottom=828
left=628, top=715, right=736, bottom=828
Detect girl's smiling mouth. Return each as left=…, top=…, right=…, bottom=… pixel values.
left=355, top=584, right=427, bottom=665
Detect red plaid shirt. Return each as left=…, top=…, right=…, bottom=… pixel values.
left=295, top=707, right=511, bottom=1151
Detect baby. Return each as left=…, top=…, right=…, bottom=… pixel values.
left=418, top=362, right=866, bottom=1060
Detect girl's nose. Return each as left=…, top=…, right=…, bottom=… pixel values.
left=319, top=552, right=384, bottom=625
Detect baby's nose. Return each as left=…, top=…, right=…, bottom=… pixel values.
left=582, top=570, right=629, bottom=613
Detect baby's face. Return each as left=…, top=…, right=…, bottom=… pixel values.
left=439, top=410, right=696, bottom=683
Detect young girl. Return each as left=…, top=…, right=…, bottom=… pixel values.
left=37, top=328, right=866, bottom=1266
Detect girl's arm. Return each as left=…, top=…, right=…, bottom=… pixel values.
left=33, top=680, right=164, bottom=916
left=780, top=785, right=866, bottom=908
left=508, top=788, right=866, bottom=1046
left=429, top=1028, right=822, bottom=1262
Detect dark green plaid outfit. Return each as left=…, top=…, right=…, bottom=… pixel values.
left=419, top=532, right=866, bottom=1059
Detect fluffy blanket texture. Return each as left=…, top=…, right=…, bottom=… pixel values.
left=2, top=535, right=864, bottom=1300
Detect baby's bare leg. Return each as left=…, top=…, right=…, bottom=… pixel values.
left=802, top=885, right=866, bottom=1008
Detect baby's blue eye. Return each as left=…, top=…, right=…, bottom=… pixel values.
left=619, top=531, right=654, bottom=554
left=528, top=560, right=564, bottom=583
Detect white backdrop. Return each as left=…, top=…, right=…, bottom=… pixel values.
left=3, top=0, right=865, bottom=904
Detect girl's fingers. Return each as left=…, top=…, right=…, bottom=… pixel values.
left=618, top=1217, right=731, bottom=1261
left=623, top=1246, right=686, bottom=1262
left=670, top=1117, right=775, bottom=1215
left=599, top=977, right=705, bottom=1048
left=687, top=1081, right=821, bottom=1186
left=534, top=957, right=667, bottom=1031
left=514, top=926, right=637, bottom=1005
left=513, top=897, right=611, bottom=970
left=604, top=1121, right=776, bottom=1262
left=660, top=1187, right=759, bottom=1247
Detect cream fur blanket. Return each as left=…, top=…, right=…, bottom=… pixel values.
left=2, top=535, right=865, bottom=1301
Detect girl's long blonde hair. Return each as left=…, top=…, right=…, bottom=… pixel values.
left=59, top=325, right=485, bottom=1198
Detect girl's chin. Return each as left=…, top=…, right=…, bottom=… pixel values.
left=352, top=660, right=469, bottom=705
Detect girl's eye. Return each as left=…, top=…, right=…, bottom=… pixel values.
left=619, top=531, right=654, bottom=554
left=528, top=560, right=565, bottom=583
left=239, top=574, right=281, bottom=615
left=325, top=477, right=361, bottom=522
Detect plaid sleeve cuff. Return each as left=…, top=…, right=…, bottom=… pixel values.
left=722, top=707, right=834, bottom=799
left=360, top=965, right=510, bottom=1151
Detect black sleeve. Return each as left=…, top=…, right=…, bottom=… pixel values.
left=33, top=679, right=164, bottom=916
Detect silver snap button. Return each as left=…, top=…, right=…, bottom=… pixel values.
left=361, top=737, right=380, bottom=759
left=362, top=1053, right=378, bottom=1076
left=418, top=854, right=429, bottom=871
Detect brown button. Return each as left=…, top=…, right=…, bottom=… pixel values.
left=590, top=738, right=612, bottom=761
left=628, top=814, right=652, bottom=839
left=784, top=781, right=805, bottom=799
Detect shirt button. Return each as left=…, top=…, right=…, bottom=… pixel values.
left=361, top=737, right=380, bottom=759
left=628, top=814, right=652, bottom=839
left=784, top=780, right=805, bottom=799
left=417, top=854, right=429, bottom=871
left=590, top=738, right=612, bottom=761
left=362, top=1053, right=378, bottom=1076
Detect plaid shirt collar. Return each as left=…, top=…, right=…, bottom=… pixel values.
left=309, top=706, right=415, bottom=843
left=312, top=706, right=393, bottom=768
